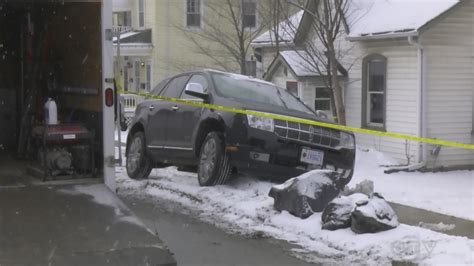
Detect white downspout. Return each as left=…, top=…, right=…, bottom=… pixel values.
left=408, top=35, right=427, bottom=163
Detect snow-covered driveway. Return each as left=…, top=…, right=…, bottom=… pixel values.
left=116, top=167, right=474, bottom=265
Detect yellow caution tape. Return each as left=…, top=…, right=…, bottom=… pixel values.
left=117, top=89, right=474, bottom=151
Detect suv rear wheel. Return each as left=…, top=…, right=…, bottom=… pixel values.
left=198, top=132, right=231, bottom=186
left=126, top=131, right=152, bottom=180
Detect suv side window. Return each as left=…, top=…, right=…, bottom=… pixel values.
left=161, top=75, right=190, bottom=98
left=150, top=78, right=170, bottom=95
left=180, top=74, right=208, bottom=100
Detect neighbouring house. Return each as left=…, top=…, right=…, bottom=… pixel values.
left=253, top=0, right=474, bottom=169
left=264, top=50, right=347, bottom=120
left=113, top=0, right=280, bottom=91
left=113, top=0, right=153, bottom=93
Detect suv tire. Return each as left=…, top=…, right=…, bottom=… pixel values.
left=126, top=131, right=152, bottom=180
left=197, top=132, right=231, bottom=186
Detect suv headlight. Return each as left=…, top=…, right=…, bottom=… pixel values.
left=340, top=131, right=355, bottom=149
left=246, top=114, right=274, bottom=132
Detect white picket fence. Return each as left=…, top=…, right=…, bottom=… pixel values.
left=121, top=94, right=145, bottom=126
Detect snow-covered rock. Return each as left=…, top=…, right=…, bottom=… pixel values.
left=342, top=179, right=374, bottom=196
left=351, top=192, right=399, bottom=234
left=268, top=170, right=341, bottom=219
left=321, top=193, right=368, bottom=231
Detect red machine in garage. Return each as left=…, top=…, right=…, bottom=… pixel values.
left=31, top=124, right=95, bottom=180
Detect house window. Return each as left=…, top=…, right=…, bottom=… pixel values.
left=245, top=60, right=256, bottom=77
left=123, top=65, right=129, bottom=92
left=146, top=63, right=152, bottom=91
left=134, top=61, right=141, bottom=91
left=242, top=0, right=257, bottom=28
left=315, top=87, right=331, bottom=111
left=186, top=0, right=201, bottom=28
left=138, top=0, right=145, bottom=28
left=363, top=54, right=386, bottom=128
left=113, top=11, right=131, bottom=27
left=286, top=81, right=298, bottom=97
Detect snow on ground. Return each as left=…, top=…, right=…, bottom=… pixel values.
left=116, top=167, right=474, bottom=265
left=351, top=147, right=474, bottom=220
left=115, top=129, right=473, bottom=221
left=115, top=129, right=473, bottom=263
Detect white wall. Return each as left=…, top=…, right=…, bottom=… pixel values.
left=345, top=40, right=421, bottom=164
left=421, top=1, right=474, bottom=167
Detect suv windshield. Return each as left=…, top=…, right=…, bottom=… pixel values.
left=211, top=72, right=315, bottom=115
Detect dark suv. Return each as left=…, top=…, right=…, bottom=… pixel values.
left=126, top=70, right=355, bottom=186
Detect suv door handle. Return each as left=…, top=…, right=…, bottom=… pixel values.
left=149, top=105, right=155, bottom=111
left=172, top=105, right=179, bottom=111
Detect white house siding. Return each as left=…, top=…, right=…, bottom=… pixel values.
left=421, top=1, right=474, bottom=167
left=345, top=40, right=420, bottom=163
left=269, top=62, right=328, bottom=113
left=270, top=62, right=297, bottom=89
left=260, top=47, right=278, bottom=79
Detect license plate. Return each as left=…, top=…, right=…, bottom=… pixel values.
left=300, top=147, right=324, bottom=166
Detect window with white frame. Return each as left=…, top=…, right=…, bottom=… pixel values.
left=123, top=65, right=129, bottom=92
left=314, top=87, right=331, bottom=111
left=134, top=61, right=141, bottom=91
left=286, top=81, right=298, bottom=97
left=186, top=0, right=201, bottom=28
left=138, top=0, right=145, bottom=28
left=146, top=63, right=152, bottom=91
left=363, top=54, right=386, bottom=128
left=242, top=0, right=257, bottom=28
left=113, top=11, right=131, bottom=28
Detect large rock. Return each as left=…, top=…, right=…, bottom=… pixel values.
left=351, top=193, right=399, bottom=234
left=268, top=170, right=342, bottom=219
left=342, top=180, right=374, bottom=197
left=321, top=193, right=368, bottom=231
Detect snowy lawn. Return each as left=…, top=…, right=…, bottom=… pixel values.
left=116, top=166, right=474, bottom=265
left=351, top=148, right=474, bottom=221
left=115, top=129, right=473, bottom=220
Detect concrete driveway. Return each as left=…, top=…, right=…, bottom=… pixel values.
left=0, top=183, right=176, bottom=266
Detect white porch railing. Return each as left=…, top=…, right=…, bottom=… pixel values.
left=112, top=26, right=131, bottom=33
left=121, top=94, right=145, bottom=126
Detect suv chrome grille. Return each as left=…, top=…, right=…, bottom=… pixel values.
left=274, top=119, right=341, bottom=149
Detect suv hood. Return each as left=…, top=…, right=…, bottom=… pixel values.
left=216, top=98, right=333, bottom=124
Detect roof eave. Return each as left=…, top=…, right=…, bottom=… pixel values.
left=250, top=41, right=294, bottom=48
left=347, top=31, right=418, bottom=41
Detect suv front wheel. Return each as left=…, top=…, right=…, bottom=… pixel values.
left=126, top=131, right=152, bottom=180
left=198, top=132, right=231, bottom=186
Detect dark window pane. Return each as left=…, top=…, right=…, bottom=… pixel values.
left=286, top=81, right=298, bottom=96
left=138, top=0, right=144, bottom=27
left=368, top=61, right=385, bottom=92
left=243, top=15, right=256, bottom=28
left=315, top=87, right=330, bottom=98
left=146, top=64, right=151, bottom=91
left=245, top=60, right=256, bottom=77
left=187, top=14, right=201, bottom=27
left=187, top=0, right=200, bottom=12
left=242, top=0, right=256, bottom=28
left=315, top=100, right=331, bottom=111
left=369, top=94, right=384, bottom=124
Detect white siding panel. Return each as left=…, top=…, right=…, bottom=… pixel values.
left=422, top=1, right=474, bottom=167
left=346, top=41, right=420, bottom=163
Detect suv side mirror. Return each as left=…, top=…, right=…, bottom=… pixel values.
left=185, top=83, right=208, bottom=99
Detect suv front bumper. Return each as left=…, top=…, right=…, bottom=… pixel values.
left=226, top=127, right=355, bottom=184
